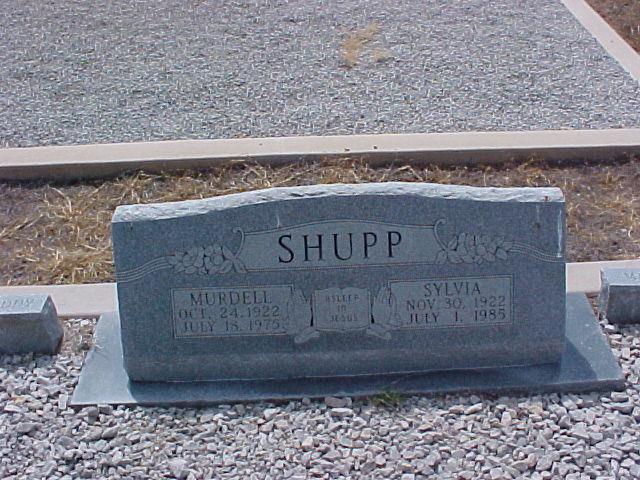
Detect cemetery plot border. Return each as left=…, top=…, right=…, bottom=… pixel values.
left=0, top=128, right=639, bottom=181
left=563, top=0, right=640, bottom=80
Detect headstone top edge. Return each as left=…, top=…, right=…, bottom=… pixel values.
left=112, top=182, right=564, bottom=223
left=0, top=293, right=50, bottom=313
left=601, top=268, right=640, bottom=284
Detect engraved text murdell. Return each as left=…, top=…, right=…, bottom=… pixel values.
left=172, top=286, right=292, bottom=338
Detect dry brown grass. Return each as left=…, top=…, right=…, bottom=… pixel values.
left=587, top=0, right=640, bottom=52
left=341, top=23, right=380, bottom=68
left=1, top=158, right=639, bottom=287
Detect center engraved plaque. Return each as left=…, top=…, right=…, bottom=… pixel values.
left=172, top=285, right=293, bottom=338
left=389, top=276, right=513, bottom=329
left=312, top=287, right=371, bottom=332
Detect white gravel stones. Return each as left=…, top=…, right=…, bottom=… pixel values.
left=464, top=402, right=484, bottom=415
left=301, top=436, right=314, bottom=451
left=1, top=0, right=639, bottom=149
left=262, top=407, right=279, bottom=421
left=168, top=459, right=190, bottom=480
left=330, top=407, right=354, bottom=418
left=2, top=314, right=640, bottom=478
left=15, top=422, right=38, bottom=434
left=324, top=397, right=350, bottom=408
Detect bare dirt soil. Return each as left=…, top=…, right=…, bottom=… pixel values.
left=1, top=158, right=639, bottom=286
left=587, top=0, right=640, bottom=52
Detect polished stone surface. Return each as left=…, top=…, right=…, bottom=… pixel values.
left=70, top=293, right=624, bottom=407
left=599, top=268, right=640, bottom=324
left=0, top=294, right=63, bottom=354
left=112, top=183, right=566, bottom=382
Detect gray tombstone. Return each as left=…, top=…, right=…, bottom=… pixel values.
left=112, top=183, right=567, bottom=382
left=0, top=294, right=63, bottom=354
left=71, top=183, right=623, bottom=406
left=599, top=268, right=640, bottom=324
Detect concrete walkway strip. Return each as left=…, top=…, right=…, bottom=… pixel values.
left=562, top=0, right=640, bottom=82
left=0, top=283, right=117, bottom=319
left=1, top=128, right=640, bottom=181
left=567, top=260, right=640, bottom=295
left=1, top=260, right=638, bottom=318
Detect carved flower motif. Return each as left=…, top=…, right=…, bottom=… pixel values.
left=436, top=233, right=513, bottom=265
left=166, top=243, right=246, bottom=275
left=182, top=247, right=205, bottom=273
left=203, top=245, right=225, bottom=273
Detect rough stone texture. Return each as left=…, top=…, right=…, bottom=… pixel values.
left=70, top=293, right=623, bottom=406
left=599, top=269, right=640, bottom=325
left=113, top=182, right=565, bottom=222
left=0, top=295, right=63, bottom=354
left=113, top=182, right=566, bottom=382
left=1, top=0, right=640, bottom=148
left=1, top=314, right=638, bottom=479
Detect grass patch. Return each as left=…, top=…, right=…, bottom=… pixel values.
left=0, top=158, right=639, bottom=286
left=341, top=23, right=380, bottom=68
left=371, top=389, right=404, bottom=407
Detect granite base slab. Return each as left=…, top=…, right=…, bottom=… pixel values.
left=71, top=293, right=624, bottom=407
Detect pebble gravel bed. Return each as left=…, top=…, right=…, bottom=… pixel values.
left=1, top=0, right=640, bottom=148
left=0, top=313, right=639, bottom=479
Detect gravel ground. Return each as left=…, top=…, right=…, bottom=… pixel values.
left=1, top=0, right=640, bottom=148
left=1, top=310, right=639, bottom=479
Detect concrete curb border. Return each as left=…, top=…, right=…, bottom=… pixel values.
left=1, top=260, right=638, bottom=318
left=562, top=0, right=640, bottom=82
left=1, top=129, right=639, bottom=181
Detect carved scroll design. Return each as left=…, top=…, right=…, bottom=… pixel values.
left=116, top=228, right=246, bottom=283
left=289, top=287, right=394, bottom=344
left=433, top=219, right=562, bottom=264
left=287, top=289, right=318, bottom=345
left=370, top=287, right=395, bottom=340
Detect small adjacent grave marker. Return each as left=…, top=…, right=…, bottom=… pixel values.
left=599, top=268, right=640, bottom=324
left=0, top=294, right=63, bottom=354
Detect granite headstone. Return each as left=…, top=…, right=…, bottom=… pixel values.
left=599, top=268, right=640, bottom=324
left=0, top=294, right=63, bottom=354
left=71, top=182, right=624, bottom=405
left=111, top=183, right=567, bottom=382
